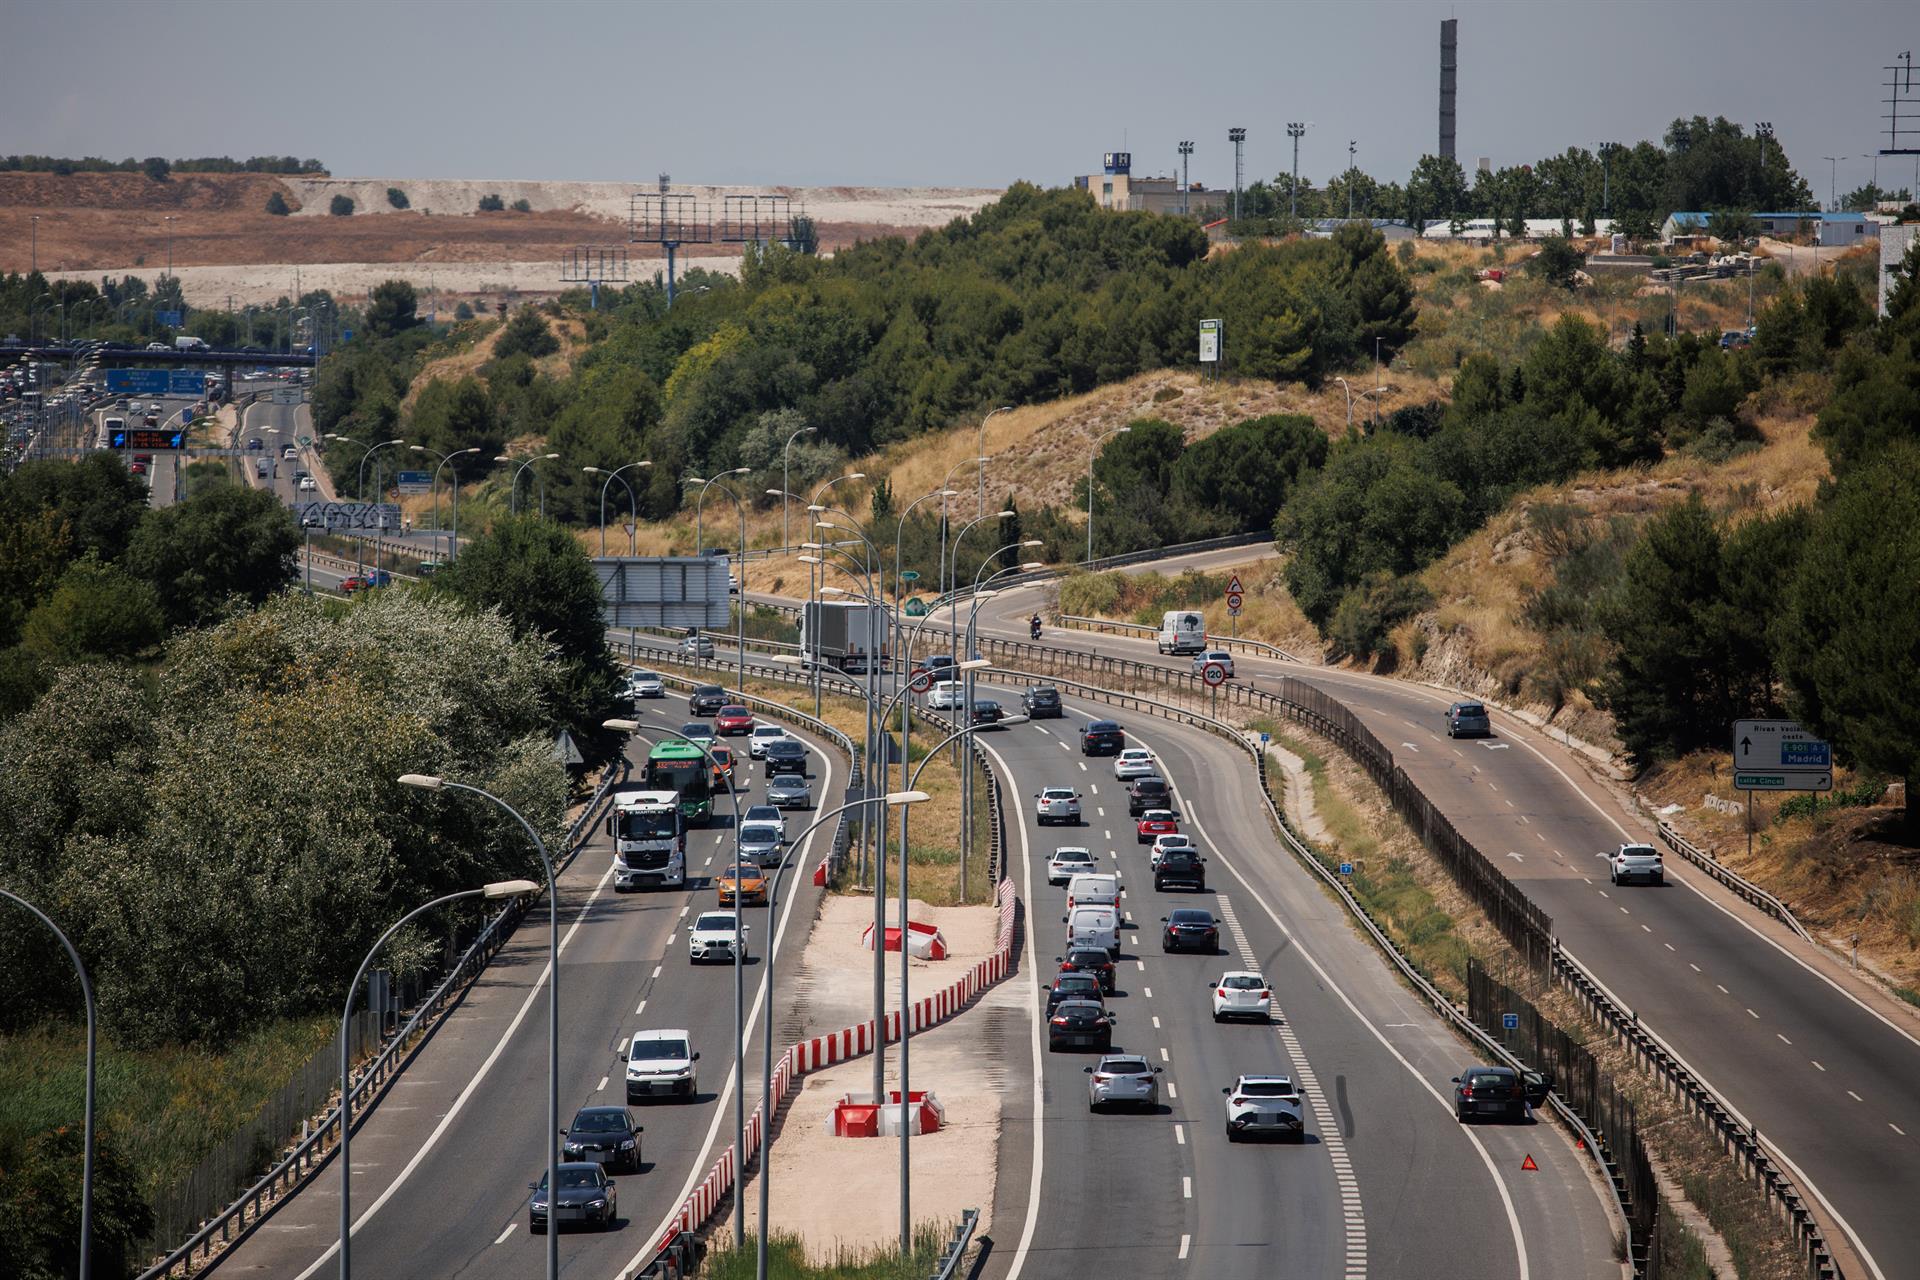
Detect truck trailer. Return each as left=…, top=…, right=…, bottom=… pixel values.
left=800, top=600, right=892, bottom=673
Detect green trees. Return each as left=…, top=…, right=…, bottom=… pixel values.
left=407, top=376, right=502, bottom=477
left=385, top=186, right=409, bottom=209
left=1529, top=236, right=1586, bottom=289
left=328, top=194, right=354, bottom=216
left=494, top=306, right=560, bottom=359
left=122, top=484, right=299, bottom=628
left=477, top=193, right=505, bottom=212
left=363, top=278, right=421, bottom=339
left=19, top=557, right=163, bottom=661
left=1406, top=154, right=1471, bottom=231
left=265, top=190, right=291, bottom=216
left=1170, top=414, right=1325, bottom=535
left=141, top=156, right=170, bottom=182
left=1815, top=339, right=1920, bottom=476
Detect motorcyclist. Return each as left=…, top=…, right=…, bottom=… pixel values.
left=1029, top=613, right=1042, bottom=640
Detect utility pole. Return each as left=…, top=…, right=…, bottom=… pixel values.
left=1178, top=140, right=1194, bottom=216
left=29, top=214, right=38, bottom=274
left=165, top=215, right=176, bottom=278
left=1348, top=140, right=1357, bottom=219
left=1822, top=156, right=1840, bottom=211
left=1754, top=123, right=1774, bottom=207
left=1601, top=142, right=1612, bottom=218
left=1229, top=127, right=1247, bottom=220
left=1287, top=122, right=1306, bottom=220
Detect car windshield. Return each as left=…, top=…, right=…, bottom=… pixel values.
left=754, top=725, right=784, bottom=737
left=1068, top=950, right=1108, bottom=965
left=723, top=864, right=759, bottom=879
left=695, top=914, right=737, bottom=931
left=1058, top=976, right=1097, bottom=992
left=1456, top=704, right=1486, bottom=716
left=741, top=824, right=781, bottom=844
left=1104, top=1059, right=1150, bottom=1075
left=633, top=671, right=658, bottom=682
left=573, top=1111, right=628, bottom=1133
left=769, top=742, right=803, bottom=756
left=556, top=1167, right=600, bottom=1188
left=1031, top=689, right=1058, bottom=701
left=1054, top=850, right=1092, bottom=863
left=1223, top=975, right=1264, bottom=990
left=1088, top=723, right=1116, bottom=732
left=1241, top=1082, right=1296, bottom=1097
left=1144, top=811, right=1173, bottom=822
left=1060, top=1004, right=1101, bottom=1019
left=770, top=777, right=804, bottom=791
left=696, top=687, right=722, bottom=698
left=1620, top=845, right=1656, bottom=858
left=617, top=810, right=677, bottom=839
left=630, top=1037, right=689, bottom=1061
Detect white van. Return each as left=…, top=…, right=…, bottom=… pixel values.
left=1156, top=610, right=1206, bottom=655
left=1065, top=872, right=1121, bottom=911
left=1064, top=905, right=1120, bottom=956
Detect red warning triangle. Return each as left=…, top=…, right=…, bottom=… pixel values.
left=1520, top=1154, right=1539, bottom=1171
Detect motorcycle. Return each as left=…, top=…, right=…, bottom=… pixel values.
left=1029, top=618, right=1043, bottom=640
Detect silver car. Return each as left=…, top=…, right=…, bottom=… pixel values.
left=681, top=633, right=715, bottom=659
left=624, top=669, right=665, bottom=699
left=1086, top=1054, right=1162, bottom=1112
left=766, top=774, right=811, bottom=809
left=739, top=821, right=785, bottom=867
left=1192, top=650, right=1235, bottom=678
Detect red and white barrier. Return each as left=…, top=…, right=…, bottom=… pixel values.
left=652, top=876, right=1018, bottom=1254
left=860, top=918, right=949, bottom=960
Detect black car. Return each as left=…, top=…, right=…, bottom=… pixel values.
left=1047, top=999, right=1116, bottom=1052
left=763, top=738, right=808, bottom=777
left=1020, top=685, right=1064, bottom=718
left=1081, top=720, right=1125, bottom=756
left=970, top=699, right=1005, bottom=727
left=529, top=1162, right=618, bottom=1233
left=1450, top=1064, right=1533, bottom=1123
left=1126, top=776, right=1171, bottom=817
left=1045, top=971, right=1105, bottom=1013
left=561, top=1105, right=644, bottom=1173
left=688, top=685, right=728, bottom=716
left=1161, top=909, right=1219, bottom=954
left=1154, top=848, right=1208, bottom=893
left=1059, top=947, right=1117, bottom=993
left=913, top=653, right=958, bottom=681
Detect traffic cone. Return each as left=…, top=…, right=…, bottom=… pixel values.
left=1520, top=1154, right=1539, bottom=1171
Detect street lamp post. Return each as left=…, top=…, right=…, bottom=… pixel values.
left=958, top=545, right=1040, bottom=896
left=780, top=425, right=816, bottom=549
left=976, top=406, right=1013, bottom=516
left=396, top=776, right=562, bottom=1280
left=411, top=445, right=480, bottom=562
left=496, top=452, right=561, bottom=518
left=1, top=890, right=97, bottom=1280
left=799, top=472, right=865, bottom=717
left=336, top=880, right=535, bottom=1280
left=584, top=462, right=652, bottom=555
left=343, top=437, right=406, bottom=502
left=945, top=509, right=1011, bottom=664
left=1086, top=425, right=1132, bottom=562
left=687, top=470, right=751, bottom=692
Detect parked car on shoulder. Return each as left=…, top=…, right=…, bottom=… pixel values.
left=1451, top=1064, right=1533, bottom=1123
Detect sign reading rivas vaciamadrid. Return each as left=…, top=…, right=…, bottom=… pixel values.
left=1731, top=719, right=1833, bottom=792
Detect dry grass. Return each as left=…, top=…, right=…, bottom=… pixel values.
left=1057, top=557, right=1319, bottom=656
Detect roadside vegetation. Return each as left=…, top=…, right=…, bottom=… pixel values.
left=700, top=1222, right=956, bottom=1279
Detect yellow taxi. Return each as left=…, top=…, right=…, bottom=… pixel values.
left=716, top=861, right=767, bottom=907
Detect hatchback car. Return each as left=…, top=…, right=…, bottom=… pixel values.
left=561, top=1105, right=643, bottom=1173
left=766, top=773, right=811, bottom=809
left=676, top=722, right=714, bottom=747
left=970, top=699, right=1005, bottom=726
left=1020, top=685, right=1064, bottom=718
left=1086, top=1054, right=1162, bottom=1112
left=1047, top=999, right=1115, bottom=1052
left=681, top=633, right=716, bottom=659
left=1045, top=971, right=1105, bottom=1013
left=1445, top=701, right=1491, bottom=738
left=714, top=705, right=754, bottom=735
left=1035, top=787, right=1081, bottom=826
left=1609, top=843, right=1664, bottom=886
left=927, top=681, right=964, bottom=710
left=529, top=1162, right=617, bottom=1233
left=1112, top=748, right=1156, bottom=780
left=1161, top=909, right=1219, bottom=954
left=742, top=804, right=784, bottom=833
left=1148, top=833, right=1195, bottom=869
left=912, top=653, right=958, bottom=681
left=1046, top=846, right=1098, bottom=886
left=1136, top=810, right=1178, bottom=844
left=623, top=670, right=664, bottom=699
left=1153, top=848, right=1207, bottom=893
left=738, top=822, right=785, bottom=868
left=763, top=738, right=807, bottom=777
left=748, top=723, right=789, bottom=758
left=1451, top=1065, right=1531, bottom=1123
left=716, top=862, right=768, bottom=907
left=1127, top=776, right=1172, bottom=816
left=1192, top=650, right=1236, bottom=678
left=1059, top=946, right=1118, bottom=993
left=625, top=1030, right=699, bottom=1100
left=1210, top=971, right=1272, bottom=1022
left=1081, top=721, right=1125, bottom=756
left=688, top=685, right=728, bottom=716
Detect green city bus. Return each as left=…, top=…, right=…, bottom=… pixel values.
left=645, top=740, right=713, bottom=825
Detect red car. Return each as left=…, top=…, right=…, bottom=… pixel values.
left=1136, top=809, right=1178, bottom=844
left=714, top=705, right=755, bottom=735
left=128, top=461, right=147, bottom=475
left=339, top=575, right=365, bottom=594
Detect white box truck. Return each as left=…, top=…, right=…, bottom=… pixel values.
left=606, top=789, right=686, bottom=890
left=1156, top=610, right=1207, bottom=655
left=800, top=600, right=892, bottom=674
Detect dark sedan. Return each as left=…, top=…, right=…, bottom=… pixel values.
left=1080, top=720, right=1125, bottom=756
left=561, top=1105, right=643, bottom=1173
left=1045, top=971, right=1106, bottom=1013
left=529, top=1162, right=618, bottom=1233
left=970, top=699, right=1005, bottom=727
left=688, top=685, right=728, bottom=716
left=1161, top=909, right=1220, bottom=954
left=1059, top=946, right=1117, bottom=993
left=763, top=738, right=808, bottom=777
left=1451, top=1065, right=1532, bottom=1123
left=1047, top=999, right=1116, bottom=1052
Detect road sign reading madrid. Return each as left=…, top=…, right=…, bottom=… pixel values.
left=1733, top=719, right=1831, bottom=792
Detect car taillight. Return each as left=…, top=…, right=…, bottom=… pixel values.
left=1051, top=1016, right=1068, bottom=1026
left=1093, top=1074, right=1111, bottom=1083
left=1461, top=1085, right=1473, bottom=1098
left=1259, top=990, right=1271, bottom=999
left=1217, top=989, right=1228, bottom=997
left=1231, top=1096, right=1246, bottom=1106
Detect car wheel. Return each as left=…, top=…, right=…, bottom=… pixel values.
left=1226, top=1128, right=1240, bottom=1144
left=1211, top=1009, right=1223, bottom=1023
left=1455, top=1107, right=1469, bottom=1124
left=530, top=1219, right=546, bottom=1234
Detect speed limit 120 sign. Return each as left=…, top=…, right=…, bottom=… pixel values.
left=909, top=670, right=934, bottom=694
left=1202, top=662, right=1228, bottom=687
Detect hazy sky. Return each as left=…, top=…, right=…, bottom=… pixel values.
left=4, top=0, right=1916, bottom=199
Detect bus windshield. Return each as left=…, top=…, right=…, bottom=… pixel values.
left=645, top=749, right=712, bottom=815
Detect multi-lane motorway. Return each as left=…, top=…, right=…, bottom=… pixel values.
left=215, top=689, right=842, bottom=1279
left=964, top=557, right=1919, bottom=1280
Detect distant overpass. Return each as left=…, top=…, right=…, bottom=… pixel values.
left=0, top=342, right=315, bottom=368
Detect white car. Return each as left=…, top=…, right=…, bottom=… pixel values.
left=742, top=803, right=785, bottom=835
left=1047, top=846, right=1097, bottom=886
left=624, top=669, right=665, bottom=699
left=1149, top=832, right=1196, bottom=870
left=625, top=1029, right=699, bottom=1102
left=282, top=445, right=298, bottom=459
left=1192, top=650, right=1236, bottom=678
left=927, top=680, right=963, bottom=711
left=1035, top=787, right=1081, bottom=826
left=748, top=724, right=790, bottom=759
left=688, top=910, right=749, bottom=963
left=1223, top=1073, right=1305, bottom=1142
left=1609, top=843, right=1664, bottom=886
left=1211, top=971, right=1272, bottom=1022
left=1112, top=748, right=1157, bottom=781
left=298, top=476, right=317, bottom=491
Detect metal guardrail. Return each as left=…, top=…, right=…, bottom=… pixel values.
left=143, top=758, right=624, bottom=1280
left=980, top=639, right=1841, bottom=1280
left=1654, top=821, right=1814, bottom=943
left=930, top=1209, right=980, bottom=1280
left=1056, top=612, right=1305, bottom=665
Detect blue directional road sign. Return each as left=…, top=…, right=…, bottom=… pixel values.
left=106, top=368, right=213, bottom=396
left=1502, top=1013, right=1520, bottom=1030
left=155, top=310, right=183, bottom=327
left=1338, top=862, right=1353, bottom=875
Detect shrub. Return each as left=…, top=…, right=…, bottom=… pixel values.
left=265, top=191, right=291, bottom=216
left=477, top=193, right=505, bottom=212
left=1326, top=574, right=1433, bottom=661
left=493, top=307, right=559, bottom=360
left=328, top=194, right=354, bottom=217
left=385, top=186, right=409, bottom=209
left=509, top=198, right=532, bottom=213
left=141, top=156, right=170, bottom=182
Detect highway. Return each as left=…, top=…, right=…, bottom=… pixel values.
left=961, top=556, right=1920, bottom=1280
left=214, top=688, right=845, bottom=1280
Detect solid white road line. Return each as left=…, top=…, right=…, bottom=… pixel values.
left=1178, top=1234, right=1191, bottom=1260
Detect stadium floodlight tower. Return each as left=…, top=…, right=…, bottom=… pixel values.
left=629, top=177, right=713, bottom=309
left=559, top=246, right=630, bottom=311
left=1287, top=122, right=1307, bottom=219
left=1229, top=127, right=1247, bottom=219
left=1178, top=140, right=1194, bottom=215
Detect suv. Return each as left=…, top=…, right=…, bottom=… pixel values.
left=970, top=699, right=1005, bottom=727
left=625, top=1029, right=699, bottom=1101
left=688, top=685, right=728, bottom=716
left=912, top=654, right=958, bottom=682
left=1126, top=775, right=1171, bottom=816
left=1445, top=701, right=1491, bottom=738
left=1153, top=847, right=1207, bottom=893
left=763, top=738, right=807, bottom=778
left=1223, top=1074, right=1305, bottom=1142
left=1035, top=787, right=1081, bottom=826
left=1609, top=843, right=1664, bottom=886
left=1080, top=720, right=1124, bottom=756
left=1020, top=685, right=1063, bottom=718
